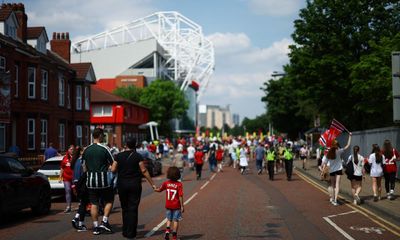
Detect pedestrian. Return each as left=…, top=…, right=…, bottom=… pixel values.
left=208, top=145, right=217, bottom=173
left=321, top=133, right=352, bottom=206
left=111, top=138, right=156, bottom=239
left=382, top=140, right=398, bottom=200
left=283, top=145, right=294, bottom=181
left=45, top=142, right=59, bottom=160
left=266, top=146, right=275, bottom=180
left=300, top=145, right=308, bottom=170
left=82, top=128, right=115, bottom=235
left=194, top=147, right=204, bottom=180
left=368, top=144, right=385, bottom=202
left=173, top=148, right=185, bottom=181
left=317, top=146, right=324, bottom=171
left=239, top=143, right=248, bottom=175
left=346, top=145, right=365, bottom=205
left=155, top=167, right=184, bottom=240
left=71, top=146, right=89, bottom=232
left=187, top=143, right=196, bottom=170
left=59, top=144, right=75, bottom=213
left=254, top=142, right=265, bottom=175
left=216, top=144, right=224, bottom=172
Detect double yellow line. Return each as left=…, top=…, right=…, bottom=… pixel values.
left=295, top=169, right=400, bottom=237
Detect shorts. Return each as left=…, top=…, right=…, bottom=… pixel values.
left=88, top=187, right=114, bottom=205
left=166, top=209, right=182, bottom=222
left=300, top=156, right=306, bottom=160
left=188, top=158, right=195, bottom=164
left=329, top=170, right=343, bottom=176
left=349, top=175, right=362, bottom=181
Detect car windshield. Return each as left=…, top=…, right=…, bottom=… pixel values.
left=40, top=161, right=61, bottom=170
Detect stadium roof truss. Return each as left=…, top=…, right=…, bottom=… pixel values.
left=71, top=11, right=215, bottom=101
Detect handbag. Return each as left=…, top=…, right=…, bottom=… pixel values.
left=364, top=161, right=371, bottom=174
left=345, top=157, right=354, bottom=176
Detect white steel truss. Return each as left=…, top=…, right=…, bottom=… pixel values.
left=71, top=11, right=214, bottom=101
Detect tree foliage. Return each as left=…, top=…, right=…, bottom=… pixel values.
left=140, top=79, right=189, bottom=134
left=262, top=0, right=400, bottom=134
left=113, top=85, right=142, bottom=103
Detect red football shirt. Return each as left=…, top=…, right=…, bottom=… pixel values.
left=160, top=180, right=183, bottom=209
left=60, top=155, right=73, bottom=182
left=195, top=151, right=204, bottom=165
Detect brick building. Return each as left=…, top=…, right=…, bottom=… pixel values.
left=0, top=3, right=95, bottom=156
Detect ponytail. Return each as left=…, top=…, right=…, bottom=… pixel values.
left=353, top=146, right=359, bottom=164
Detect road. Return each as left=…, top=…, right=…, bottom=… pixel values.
left=1, top=160, right=399, bottom=240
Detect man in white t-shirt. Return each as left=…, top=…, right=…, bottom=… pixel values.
left=187, top=144, right=196, bottom=170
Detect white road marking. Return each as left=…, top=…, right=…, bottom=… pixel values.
left=144, top=218, right=168, bottom=238
left=323, top=217, right=355, bottom=240
left=350, top=226, right=385, bottom=235
left=200, top=181, right=210, bottom=190
left=210, top=173, right=216, bottom=181
left=145, top=192, right=199, bottom=237
left=327, top=210, right=357, bottom=218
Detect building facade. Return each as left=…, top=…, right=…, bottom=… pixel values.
left=198, top=104, right=235, bottom=129
left=91, top=86, right=150, bottom=147
left=0, top=3, right=95, bottom=156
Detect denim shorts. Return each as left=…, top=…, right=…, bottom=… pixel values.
left=166, top=209, right=183, bottom=222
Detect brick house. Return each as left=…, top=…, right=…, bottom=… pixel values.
left=0, top=3, right=95, bottom=156
left=90, top=86, right=150, bottom=148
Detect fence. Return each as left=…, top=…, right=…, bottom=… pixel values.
left=337, top=126, right=400, bottom=179
left=19, top=154, right=44, bottom=170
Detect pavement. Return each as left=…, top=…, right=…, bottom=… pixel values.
left=293, top=157, right=400, bottom=226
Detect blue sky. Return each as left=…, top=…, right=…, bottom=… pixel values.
left=20, top=0, right=306, bottom=121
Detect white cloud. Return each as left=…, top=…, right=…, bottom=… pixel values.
left=207, top=32, right=251, bottom=55
left=248, top=0, right=302, bottom=16
left=200, top=35, right=292, bottom=119
left=22, top=0, right=156, bottom=40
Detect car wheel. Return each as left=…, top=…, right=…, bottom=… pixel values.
left=32, top=187, right=51, bottom=215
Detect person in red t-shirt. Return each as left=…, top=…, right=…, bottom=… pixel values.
left=155, top=167, right=184, bottom=240
left=216, top=144, right=224, bottom=172
left=194, top=147, right=204, bottom=180
left=60, top=144, right=75, bottom=213
left=382, top=140, right=399, bottom=200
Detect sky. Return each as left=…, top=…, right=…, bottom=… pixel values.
left=18, top=0, right=306, bottom=121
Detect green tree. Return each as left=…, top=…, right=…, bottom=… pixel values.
left=140, top=79, right=189, bottom=135
left=262, top=0, right=400, bottom=133
left=113, top=85, right=142, bottom=103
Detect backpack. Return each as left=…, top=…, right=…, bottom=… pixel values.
left=345, top=157, right=354, bottom=178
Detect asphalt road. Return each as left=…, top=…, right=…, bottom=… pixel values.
left=1, top=160, right=399, bottom=240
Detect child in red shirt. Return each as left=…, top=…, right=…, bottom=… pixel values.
left=216, top=144, right=224, bottom=172
left=155, top=167, right=184, bottom=240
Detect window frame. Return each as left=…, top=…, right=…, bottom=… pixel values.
left=58, top=73, right=65, bottom=106
left=28, top=67, right=36, bottom=99
left=41, top=69, right=48, bottom=100
left=40, top=119, right=47, bottom=150
left=84, top=86, right=90, bottom=110
left=76, top=85, right=82, bottom=110
left=27, top=119, right=35, bottom=150
left=58, top=123, right=65, bottom=152
left=0, top=56, right=6, bottom=72
left=76, top=125, right=82, bottom=147
left=14, top=65, right=18, bottom=98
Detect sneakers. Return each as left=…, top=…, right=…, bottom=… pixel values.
left=77, top=224, right=88, bottom=232
left=71, top=217, right=79, bottom=229
left=331, top=200, right=339, bottom=206
left=93, top=226, right=102, bottom=235
left=164, top=231, right=170, bottom=240
left=354, top=195, right=361, bottom=205
left=257, top=169, right=262, bottom=175
left=64, top=207, right=71, bottom=213
left=373, top=195, right=378, bottom=202
left=99, top=221, right=113, bottom=233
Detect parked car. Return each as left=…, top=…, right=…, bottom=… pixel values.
left=37, top=156, right=64, bottom=193
left=0, top=154, right=51, bottom=215
left=138, top=151, right=162, bottom=177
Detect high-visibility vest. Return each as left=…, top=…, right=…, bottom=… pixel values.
left=267, top=150, right=275, bottom=161
left=284, top=149, right=293, bottom=160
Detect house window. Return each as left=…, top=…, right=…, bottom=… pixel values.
left=76, top=125, right=82, bottom=146
left=76, top=85, right=82, bottom=110
left=27, top=119, right=35, bottom=150
left=14, top=65, right=18, bottom=97
left=28, top=67, right=36, bottom=99
left=84, top=86, right=90, bottom=110
left=41, top=70, right=48, bottom=100
left=58, top=74, right=64, bottom=106
left=0, top=56, right=5, bottom=72
left=84, top=125, right=89, bottom=146
left=40, top=119, right=47, bottom=150
left=0, top=123, right=5, bottom=152
left=67, top=84, right=71, bottom=109
left=92, top=106, right=113, bottom=117
left=58, top=123, right=65, bottom=151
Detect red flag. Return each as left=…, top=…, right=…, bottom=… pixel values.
left=331, top=119, right=348, bottom=133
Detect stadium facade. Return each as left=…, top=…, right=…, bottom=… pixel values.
left=70, top=12, right=215, bottom=132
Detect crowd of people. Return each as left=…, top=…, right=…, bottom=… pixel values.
left=44, top=128, right=398, bottom=239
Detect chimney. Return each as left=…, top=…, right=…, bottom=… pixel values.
left=50, top=32, right=71, bottom=63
